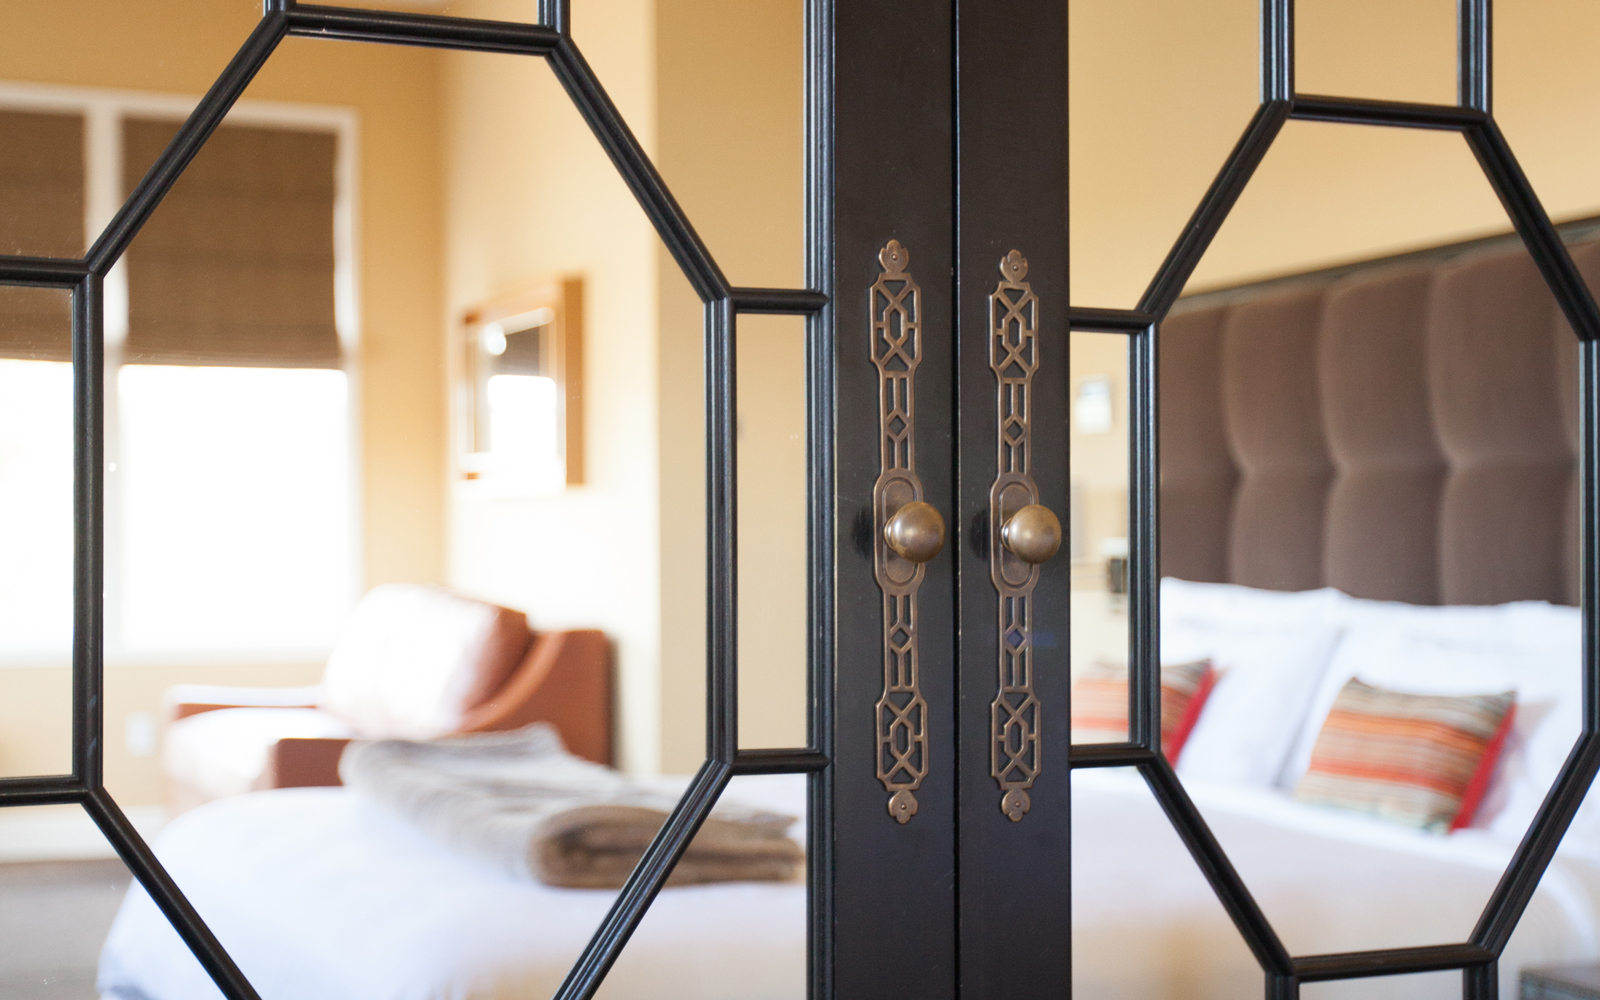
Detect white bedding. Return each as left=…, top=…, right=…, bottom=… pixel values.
left=1071, top=768, right=1600, bottom=999
left=101, top=771, right=1600, bottom=1000
left=100, top=780, right=808, bottom=1000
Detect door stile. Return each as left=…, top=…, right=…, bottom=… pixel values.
left=827, top=2, right=960, bottom=999
left=804, top=2, right=834, bottom=997
left=955, top=2, right=1073, bottom=997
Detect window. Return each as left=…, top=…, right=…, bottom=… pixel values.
left=0, top=86, right=359, bottom=664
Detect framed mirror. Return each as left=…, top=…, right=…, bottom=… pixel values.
left=456, top=277, right=584, bottom=491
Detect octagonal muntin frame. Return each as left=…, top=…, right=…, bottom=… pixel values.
left=1069, top=1, right=1600, bottom=997
left=0, top=3, right=832, bottom=1000
left=3, top=1, right=1595, bottom=1000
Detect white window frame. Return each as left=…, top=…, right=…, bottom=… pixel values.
left=0, top=80, right=363, bottom=668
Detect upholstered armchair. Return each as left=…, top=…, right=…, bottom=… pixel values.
left=160, top=585, right=611, bottom=813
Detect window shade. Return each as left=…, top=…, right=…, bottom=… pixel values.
left=123, top=119, right=339, bottom=368
left=0, top=110, right=84, bottom=362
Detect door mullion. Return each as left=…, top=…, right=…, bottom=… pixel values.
left=827, top=2, right=960, bottom=999
left=954, top=2, right=1072, bottom=997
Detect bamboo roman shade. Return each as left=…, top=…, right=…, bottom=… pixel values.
left=0, top=109, right=84, bottom=362
left=123, top=119, right=339, bottom=368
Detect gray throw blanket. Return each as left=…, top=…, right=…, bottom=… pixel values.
left=340, top=724, right=803, bottom=888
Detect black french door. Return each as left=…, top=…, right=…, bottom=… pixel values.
left=12, top=3, right=1070, bottom=999
left=16, top=1, right=1600, bottom=1000
left=827, top=3, right=1071, bottom=999
left=826, top=2, right=1600, bottom=999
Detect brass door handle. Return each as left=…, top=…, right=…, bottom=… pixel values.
left=884, top=501, right=945, bottom=563
left=870, top=239, right=931, bottom=824
left=987, top=249, right=1044, bottom=823
left=1001, top=504, right=1061, bottom=564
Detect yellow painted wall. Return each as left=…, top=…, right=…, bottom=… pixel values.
left=1069, top=0, right=1600, bottom=308
left=441, top=0, right=806, bottom=775
left=441, top=0, right=665, bottom=774
left=0, top=0, right=446, bottom=804
left=654, top=0, right=806, bottom=771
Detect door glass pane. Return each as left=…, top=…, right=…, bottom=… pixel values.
left=1069, top=331, right=1130, bottom=742
left=655, top=0, right=805, bottom=290
left=0, top=669, right=71, bottom=779
left=1295, top=0, right=1455, bottom=105
left=1152, top=116, right=1585, bottom=992
left=1189, top=122, right=1507, bottom=292
left=1300, top=971, right=1460, bottom=999
left=0, top=805, right=138, bottom=1000
left=0, top=109, right=84, bottom=260
left=1071, top=767, right=1256, bottom=999
left=738, top=313, right=808, bottom=750
left=1496, top=3, right=1600, bottom=226
left=0, top=288, right=73, bottom=778
left=117, top=364, right=355, bottom=654
left=594, top=772, right=808, bottom=1000
left=1068, top=0, right=1256, bottom=309
left=2, top=0, right=811, bottom=997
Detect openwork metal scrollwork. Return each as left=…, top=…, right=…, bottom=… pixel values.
left=871, top=239, right=931, bottom=824
left=988, top=249, right=1043, bottom=822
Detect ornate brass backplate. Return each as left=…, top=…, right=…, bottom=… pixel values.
left=988, top=250, right=1049, bottom=822
left=870, top=239, right=933, bottom=824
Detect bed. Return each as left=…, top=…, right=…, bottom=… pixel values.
left=99, top=778, right=811, bottom=1000
left=96, top=584, right=1600, bottom=999
left=96, top=723, right=1600, bottom=1000
left=100, top=225, right=1600, bottom=999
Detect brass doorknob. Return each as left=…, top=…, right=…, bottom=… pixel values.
left=883, top=501, right=945, bottom=563
left=1001, top=504, right=1062, bottom=564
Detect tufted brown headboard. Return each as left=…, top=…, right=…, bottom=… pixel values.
left=1158, top=222, right=1598, bottom=607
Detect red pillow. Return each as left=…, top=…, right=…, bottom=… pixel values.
left=1070, top=658, right=1216, bottom=763
left=1451, top=703, right=1517, bottom=831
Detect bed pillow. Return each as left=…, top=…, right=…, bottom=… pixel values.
left=1281, top=610, right=1581, bottom=821
left=1070, top=658, right=1215, bottom=761
left=1341, top=594, right=1566, bottom=646
left=1165, top=623, right=1344, bottom=788
left=1293, top=678, right=1516, bottom=832
left=1159, top=578, right=1348, bottom=788
left=321, top=585, right=535, bottom=738
left=1161, top=577, right=1346, bottom=631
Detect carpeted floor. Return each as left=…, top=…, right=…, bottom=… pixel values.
left=0, top=859, right=132, bottom=1000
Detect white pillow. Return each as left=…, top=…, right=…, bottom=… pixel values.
left=1479, top=602, right=1590, bottom=849
left=1161, top=577, right=1346, bottom=631
left=1167, top=621, right=1345, bottom=787
left=1278, top=604, right=1581, bottom=836
left=320, top=585, right=531, bottom=738
left=1161, top=579, right=1347, bottom=788
left=1342, top=594, right=1572, bottom=647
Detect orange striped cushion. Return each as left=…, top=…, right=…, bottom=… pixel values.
left=1294, top=679, right=1516, bottom=832
left=1070, top=659, right=1215, bottom=761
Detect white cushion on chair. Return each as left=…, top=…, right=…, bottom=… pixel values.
left=163, top=708, right=355, bottom=804
left=317, top=585, right=533, bottom=738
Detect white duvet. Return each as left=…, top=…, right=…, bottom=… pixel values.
left=1071, top=768, right=1600, bottom=998
left=100, top=770, right=1600, bottom=1000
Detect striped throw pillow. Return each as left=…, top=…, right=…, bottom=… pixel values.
left=1070, top=659, right=1215, bottom=761
left=1294, top=678, right=1516, bottom=833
